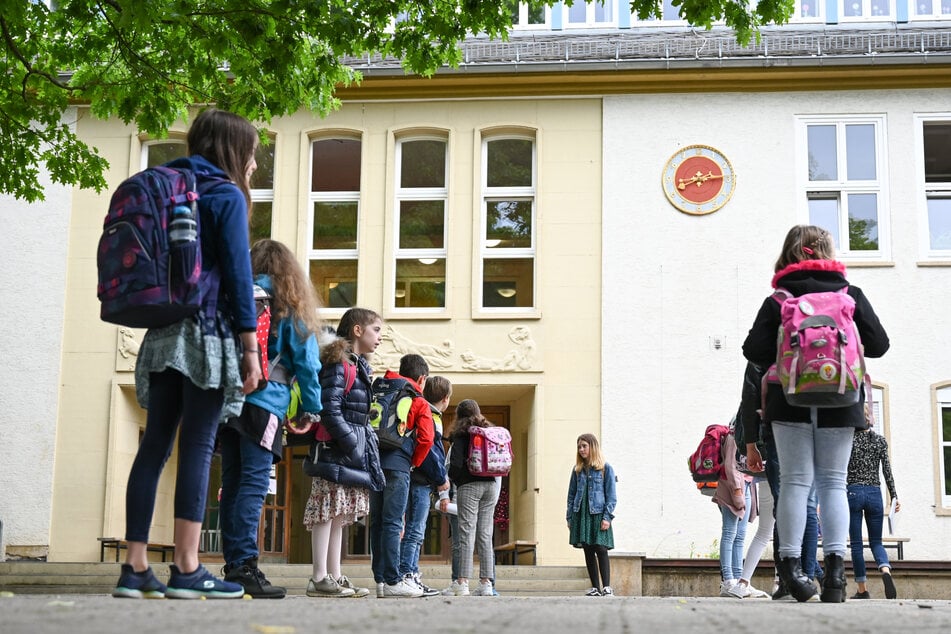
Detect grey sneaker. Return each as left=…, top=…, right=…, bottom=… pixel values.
left=306, top=575, right=355, bottom=598
left=336, top=575, right=369, bottom=598
left=376, top=582, right=385, bottom=598
left=472, top=580, right=495, bottom=596
left=441, top=580, right=469, bottom=596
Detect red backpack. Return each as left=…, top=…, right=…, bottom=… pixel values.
left=688, top=424, right=731, bottom=482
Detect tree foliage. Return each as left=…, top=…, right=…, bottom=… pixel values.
left=1, top=0, right=791, bottom=201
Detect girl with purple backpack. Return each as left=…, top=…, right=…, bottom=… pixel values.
left=743, top=225, right=889, bottom=603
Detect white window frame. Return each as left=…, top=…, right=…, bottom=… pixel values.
left=308, top=135, right=362, bottom=316
left=910, top=0, right=951, bottom=19
left=934, top=383, right=951, bottom=511
left=477, top=133, right=538, bottom=316
left=510, top=1, right=552, bottom=29
left=838, top=0, right=896, bottom=20
left=914, top=114, right=951, bottom=260
left=789, top=0, right=826, bottom=22
left=796, top=114, right=890, bottom=261
left=392, top=135, right=449, bottom=315
left=564, top=0, right=618, bottom=28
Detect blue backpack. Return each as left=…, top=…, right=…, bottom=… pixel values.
left=369, top=376, right=420, bottom=452
left=97, top=166, right=223, bottom=328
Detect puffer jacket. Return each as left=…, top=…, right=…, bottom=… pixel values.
left=742, top=259, right=890, bottom=428
left=566, top=463, right=617, bottom=522
left=303, top=335, right=385, bottom=492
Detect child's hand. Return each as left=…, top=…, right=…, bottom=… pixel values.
left=437, top=478, right=450, bottom=492
left=600, top=519, right=610, bottom=531
left=241, top=349, right=263, bottom=394
left=438, top=499, right=449, bottom=513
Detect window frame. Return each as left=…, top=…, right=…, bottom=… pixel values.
left=307, top=133, right=363, bottom=316
left=390, top=133, right=450, bottom=316
left=475, top=131, right=539, bottom=317
left=914, top=114, right=951, bottom=261
left=838, top=0, right=896, bottom=20
left=509, top=1, right=552, bottom=29
left=933, top=382, right=951, bottom=513
left=564, top=0, right=618, bottom=28
left=797, top=114, right=890, bottom=261
left=789, top=0, right=826, bottom=22
left=909, top=0, right=951, bottom=19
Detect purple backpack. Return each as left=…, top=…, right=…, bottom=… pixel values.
left=97, top=166, right=221, bottom=328
left=766, top=287, right=866, bottom=408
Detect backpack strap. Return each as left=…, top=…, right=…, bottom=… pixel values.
left=342, top=361, right=356, bottom=396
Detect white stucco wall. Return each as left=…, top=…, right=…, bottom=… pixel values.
left=603, top=90, right=951, bottom=560
left=0, top=109, right=74, bottom=558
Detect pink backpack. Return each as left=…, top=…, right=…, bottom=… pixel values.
left=767, top=287, right=866, bottom=408
left=688, top=424, right=730, bottom=482
left=467, top=426, right=513, bottom=477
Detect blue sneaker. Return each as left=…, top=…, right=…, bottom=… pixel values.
left=112, top=564, right=167, bottom=599
left=165, top=564, right=245, bottom=599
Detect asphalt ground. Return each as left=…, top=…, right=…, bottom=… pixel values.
left=1, top=593, right=950, bottom=634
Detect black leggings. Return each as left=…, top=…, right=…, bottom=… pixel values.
left=582, top=544, right=610, bottom=588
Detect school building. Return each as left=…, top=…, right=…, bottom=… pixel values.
left=3, top=2, right=951, bottom=566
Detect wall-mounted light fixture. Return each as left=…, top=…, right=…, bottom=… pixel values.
left=496, top=288, right=517, bottom=298
left=394, top=289, right=407, bottom=298
left=418, top=258, right=437, bottom=265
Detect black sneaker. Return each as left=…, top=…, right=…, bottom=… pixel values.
left=771, top=580, right=794, bottom=601
left=851, top=590, right=871, bottom=599
left=225, top=559, right=286, bottom=599
left=882, top=572, right=897, bottom=599
left=112, top=564, right=167, bottom=599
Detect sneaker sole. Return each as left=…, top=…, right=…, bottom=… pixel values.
left=112, top=587, right=165, bottom=599
left=306, top=592, right=355, bottom=598
left=883, top=574, right=897, bottom=599
left=165, top=588, right=246, bottom=599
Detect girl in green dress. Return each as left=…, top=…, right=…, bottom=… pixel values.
left=566, top=433, right=617, bottom=596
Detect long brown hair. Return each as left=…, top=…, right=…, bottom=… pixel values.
left=774, top=224, right=836, bottom=272
left=336, top=308, right=382, bottom=345
left=575, top=433, right=605, bottom=473
left=250, top=239, right=322, bottom=338
left=452, top=398, right=491, bottom=437
left=187, top=108, right=258, bottom=209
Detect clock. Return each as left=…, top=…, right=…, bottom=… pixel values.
left=662, top=145, right=736, bottom=215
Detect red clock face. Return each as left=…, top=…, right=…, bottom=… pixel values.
left=674, top=156, right=724, bottom=204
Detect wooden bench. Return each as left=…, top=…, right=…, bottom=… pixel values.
left=494, top=540, right=538, bottom=565
left=98, top=537, right=175, bottom=563
left=819, top=536, right=909, bottom=561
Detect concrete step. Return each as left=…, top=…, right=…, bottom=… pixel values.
left=0, top=562, right=591, bottom=597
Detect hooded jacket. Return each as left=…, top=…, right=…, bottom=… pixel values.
left=303, top=334, right=385, bottom=492
left=742, top=260, right=890, bottom=428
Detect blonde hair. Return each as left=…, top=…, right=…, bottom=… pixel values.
left=575, top=433, right=605, bottom=472
left=250, top=239, right=322, bottom=338
left=775, top=224, right=836, bottom=272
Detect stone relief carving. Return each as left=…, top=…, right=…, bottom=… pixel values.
left=374, top=324, right=537, bottom=373
left=115, top=327, right=140, bottom=372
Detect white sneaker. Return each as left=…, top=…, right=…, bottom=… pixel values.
left=746, top=584, right=770, bottom=599
left=601, top=586, right=615, bottom=596
left=472, top=580, right=495, bottom=596
left=380, top=579, right=424, bottom=598
left=441, top=580, right=469, bottom=596
left=375, top=582, right=385, bottom=598
left=585, top=587, right=602, bottom=597
left=719, top=580, right=737, bottom=597
left=727, top=582, right=750, bottom=599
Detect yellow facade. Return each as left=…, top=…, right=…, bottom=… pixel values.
left=52, top=98, right=602, bottom=564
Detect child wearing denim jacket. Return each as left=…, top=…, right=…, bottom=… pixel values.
left=567, top=433, right=617, bottom=597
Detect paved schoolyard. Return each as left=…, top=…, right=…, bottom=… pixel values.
left=1, top=593, right=950, bottom=634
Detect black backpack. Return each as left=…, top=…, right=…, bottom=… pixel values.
left=368, top=376, right=419, bottom=452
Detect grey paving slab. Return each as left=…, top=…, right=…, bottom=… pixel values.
left=1, top=594, right=950, bottom=634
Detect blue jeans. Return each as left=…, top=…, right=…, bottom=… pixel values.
left=399, top=482, right=432, bottom=577
left=764, top=428, right=822, bottom=579
left=772, top=419, right=854, bottom=559
left=848, top=483, right=890, bottom=582
left=719, top=482, right=751, bottom=581
left=219, top=427, right=274, bottom=566
left=369, top=469, right=411, bottom=584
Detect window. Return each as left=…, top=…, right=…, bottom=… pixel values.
left=309, top=137, right=361, bottom=310
left=911, top=0, right=951, bottom=18
left=142, top=136, right=274, bottom=243
left=631, top=0, right=684, bottom=22
left=480, top=135, right=536, bottom=312
left=249, top=137, right=275, bottom=243
left=840, top=0, right=894, bottom=18
left=508, top=0, right=550, bottom=28
left=935, top=384, right=951, bottom=510
left=393, top=137, right=448, bottom=311
left=793, top=0, right=825, bottom=20
left=918, top=118, right=951, bottom=255
left=800, top=116, right=888, bottom=258
left=566, top=0, right=616, bottom=27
